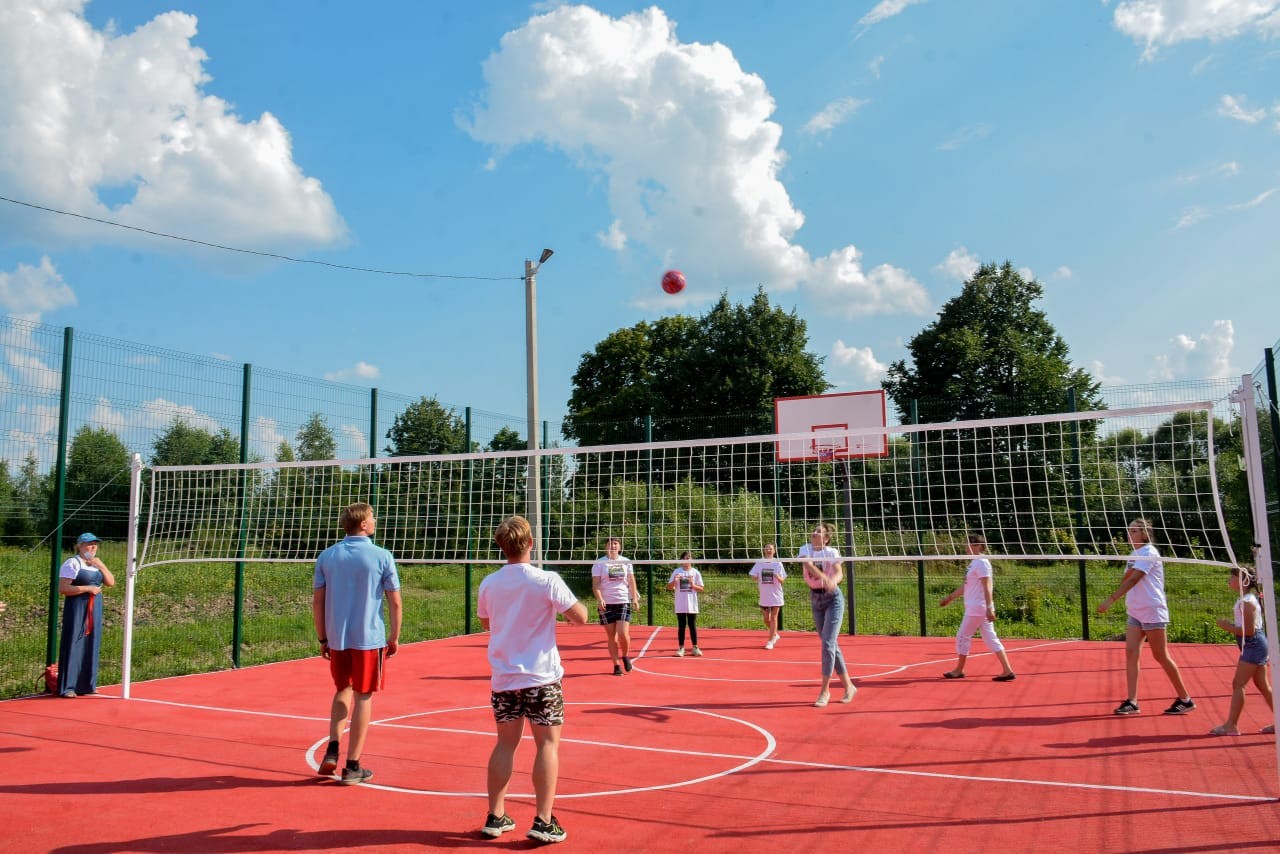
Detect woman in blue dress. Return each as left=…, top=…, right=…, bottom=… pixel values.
left=57, top=533, right=116, bottom=697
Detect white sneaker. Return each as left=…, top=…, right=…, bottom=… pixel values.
left=771, top=634, right=780, bottom=645
left=692, top=647, right=703, bottom=657
left=675, top=648, right=685, bottom=657
left=764, top=639, right=775, bottom=650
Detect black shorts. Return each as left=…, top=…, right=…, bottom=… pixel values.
left=491, top=681, right=565, bottom=726
left=598, top=603, right=633, bottom=625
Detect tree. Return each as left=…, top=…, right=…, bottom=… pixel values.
left=296, top=413, right=337, bottom=461
left=880, top=263, right=1102, bottom=546
left=63, top=426, right=132, bottom=542
left=564, top=288, right=829, bottom=445
left=151, top=418, right=240, bottom=467
left=5, top=452, right=47, bottom=545
left=385, top=397, right=466, bottom=457
left=883, top=262, right=1101, bottom=423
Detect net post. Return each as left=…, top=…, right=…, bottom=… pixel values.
left=840, top=457, right=857, bottom=635
left=1231, top=376, right=1280, bottom=791
left=231, top=363, right=251, bottom=669
left=645, top=414, right=655, bottom=626
left=911, top=399, right=927, bottom=637
left=1068, top=388, right=1090, bottom=641
left=464, top=407, right=473, bottom=635
left=46, top=325, right=73, bottom=666
left=122, top=453, right=144, bottom=700
left=1265, top=349, right=1280, bottom=510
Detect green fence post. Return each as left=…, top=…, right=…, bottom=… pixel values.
left=232, top=363, right=251, bottom=668
left=645, top=414, right=654, bottom=626
left=1265, top=349, right=1280, bottom=550
left=911, top=399, right=927, bottom=637
left=1068, top=388, right=1090, bottom=641
left=45, top=326, right=74, bottom=665
left=464, top=407, right=473, bottom=634
left=369, top=387, right=379, bottom=511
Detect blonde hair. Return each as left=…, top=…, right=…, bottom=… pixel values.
left=811, top=522, right=833, bottom=544
left=495, top=515, right=533, bottom=558
left=340, top=503, right=374, bottom=535
left=1127, top=518, right=1155, bottom=545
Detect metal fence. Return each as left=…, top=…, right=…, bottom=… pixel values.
left=0, top=313, right=1275, bottom=699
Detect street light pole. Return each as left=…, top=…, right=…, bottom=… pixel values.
left=525, top=249, right=553, bottom=565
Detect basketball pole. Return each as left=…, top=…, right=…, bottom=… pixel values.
left=525, top=249, right=553, bottom=566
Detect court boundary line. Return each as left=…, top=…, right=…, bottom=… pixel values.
left=117, top=692, right=1275, bottom=804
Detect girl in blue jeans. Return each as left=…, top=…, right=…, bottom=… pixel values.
left=799, top=523, right=856, bottom=708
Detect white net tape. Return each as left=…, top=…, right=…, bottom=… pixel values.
left=138, top=401, right=1238, bottom=568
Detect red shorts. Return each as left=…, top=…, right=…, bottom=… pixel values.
left=328, top=648, right=386, bottom=693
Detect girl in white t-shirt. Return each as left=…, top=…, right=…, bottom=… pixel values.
left=1210, top=566, right=1275, bottom=735
left=666, top=552, right=705, bottom=657
left=591, top=536, right=641, bottom=676
left=749, top=543, right=786, bottom=649
left=939, top=534, right=1015, bottom=681
left=1097, top=518, right=1195, bottom=716
left=800, top=523, right=856, bottom=708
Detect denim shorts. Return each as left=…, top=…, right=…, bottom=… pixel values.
left=1240, top=633, right=1269, bottom=666
left=1127, top=616, right=1169, bottom=631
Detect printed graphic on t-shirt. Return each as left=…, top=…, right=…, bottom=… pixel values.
left=679, top=576, right=692, bottom=591
left=760, top=570, right=775, bottom=584
left=607, top=564, right=626, bottom=579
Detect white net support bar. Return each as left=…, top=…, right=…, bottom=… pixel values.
left=138, top=400, right=1238, bottom=569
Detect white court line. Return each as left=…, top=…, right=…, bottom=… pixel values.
left=127, top=693, right=1273, bottom=803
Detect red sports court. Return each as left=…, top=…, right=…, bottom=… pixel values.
left=3, top=627, right=1278, bottom=852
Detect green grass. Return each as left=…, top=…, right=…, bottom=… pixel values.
left=0, top=543, right=1240, bottom=700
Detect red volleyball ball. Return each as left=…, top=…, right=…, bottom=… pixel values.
left=661, top=269, right=687, bottom=295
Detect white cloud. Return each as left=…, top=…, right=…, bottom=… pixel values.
left=598, top=219, right=628, bottom=250
left=340, top=424, right=370, bottom=457
left=465, top=6, right=925, bottom=318
left=0, top=257, right=76, bottom=318
left=934, top=247, right=979, bottom=281
left=1088, top=359, right=1128, bottom=386
left=1174, top=205, right=1209, bottom=228
left=1051, top=265, right=1074, bottom=279
left=1219, top=94, right=1267, bottom=123
left=323, top=361, right=380, bottom=383
left=869, top=55, right=886, bottom=78
left=138, top=397, right=222, bottom=433
left=1175, top=160, right=1242, bottom=183
left=859, top=0, right=929, bottom=29
left=1152, top=319, right=1235, bottom=379
left=830, top=339, right=888, bottom=384
left=802, top=97, right=868, bottom=136
left=0, top=0, right=346, bottom=251
left=1191, top=54, right=1214, bottom=74
left=1114, top=0, right=1280, bottom=59
left=938, top=124, right=992, bottom=151
left=1018, top=266, right=1035, bottom=281
left=1229, top=186, right=1278, bottom=209
left=254, top=415, right=287, bottom=460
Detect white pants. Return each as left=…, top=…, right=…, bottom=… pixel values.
left=956, top=613, right=1005, bottom=656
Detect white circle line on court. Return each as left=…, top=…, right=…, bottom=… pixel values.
left=306, top=702, right=777, bottom=798
left=125, top=684, right=1272, bottom=803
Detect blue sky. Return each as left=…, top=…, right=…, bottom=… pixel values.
left=1, top=0, right=1278, bottom=442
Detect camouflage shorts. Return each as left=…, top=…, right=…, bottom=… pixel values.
left=491, top=681, right=565, bottom=726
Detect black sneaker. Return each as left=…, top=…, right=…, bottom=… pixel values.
left=481, top=813, right=516, bottom=838
left=318, top=742, right=340, bottom=776
left=623, top=656, right=633, bottom=672
left=613, top=664, right=624, bottom=676
left=340, top=764, right=373, bottom=785
left=1113, top=699, right=1140, bottom=715
left=528, top=814, right=567, bottom=843
left=1164, top=698, right=1196, bottom=715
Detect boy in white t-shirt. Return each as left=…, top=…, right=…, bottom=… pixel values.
left=939, top=533, right=1016, bottom=681
left=748, top=543, right=786, bottom=649
left=666, top=551, right=705, bottom=656
left=477, top=515, right=588, bottom=843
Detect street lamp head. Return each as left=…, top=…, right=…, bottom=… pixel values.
left=538, top=248, right=554, bottom=265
